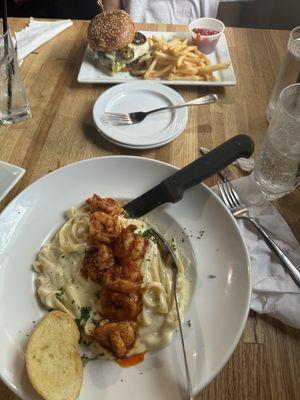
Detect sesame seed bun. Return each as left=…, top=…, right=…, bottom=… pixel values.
left=87, top=10, right=136, bottom=52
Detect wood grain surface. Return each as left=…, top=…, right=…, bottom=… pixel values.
left=0, top=19, right=299, bottom=400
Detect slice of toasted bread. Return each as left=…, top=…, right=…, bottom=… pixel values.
left=26, top=311, right=83, bottom=400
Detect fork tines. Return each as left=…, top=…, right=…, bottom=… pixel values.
left=217, top=178, right=240, bottom=209
left=103, top=112, right=133, bottom=124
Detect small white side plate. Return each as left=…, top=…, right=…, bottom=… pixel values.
left=0, top=161, right=25, bottom=203
left=78, top=31, right=236, bottom=86
left=93, top=81, right=188, bottom=149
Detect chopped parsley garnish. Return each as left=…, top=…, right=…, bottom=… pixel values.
left=55, top=286, right=64, bottom=300
left=135, top=229, right=156, bottom=243
left=81, top=355, right=90, bottom=366
left=81, top=353, right=104, bottom=366
left=80, top=306, right=91, bottom=322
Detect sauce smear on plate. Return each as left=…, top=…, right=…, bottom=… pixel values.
left=117, top=353, right=145, bottom=367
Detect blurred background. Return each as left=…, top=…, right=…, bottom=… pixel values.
left=2, top=0, right=300, bottom=29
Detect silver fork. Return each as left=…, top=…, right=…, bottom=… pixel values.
left=103, top=94, right=217, bottom=125
left=218, top=178, right=300, bottom=288
left=151, top=227, right=194, bottom=400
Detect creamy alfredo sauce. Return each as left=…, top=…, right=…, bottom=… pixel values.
left=33, top=206, right=189, bottom=356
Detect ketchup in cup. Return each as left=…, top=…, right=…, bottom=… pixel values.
left=192, top=28, right=220, bottom=36
left=188, top=18, right=225, bottom=55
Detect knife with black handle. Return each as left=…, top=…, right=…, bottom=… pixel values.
left=124, top=134, right=254, bottom=218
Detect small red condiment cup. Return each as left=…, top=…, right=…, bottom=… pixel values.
left=188, top=17, right=225, bottom=55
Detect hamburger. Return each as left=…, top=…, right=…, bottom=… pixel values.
left=87, top=10, right=151, bottom=73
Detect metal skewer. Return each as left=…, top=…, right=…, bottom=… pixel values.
left=151, top=228, right=194, bottom=400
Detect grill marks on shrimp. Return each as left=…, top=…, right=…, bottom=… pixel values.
left=82, top=195, right=148, bottom=358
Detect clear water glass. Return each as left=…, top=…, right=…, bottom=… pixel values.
left=266, top=26, right=300, bottom=122
left=0, top=29, right=31, bottom=125
left=254, top=83, right=300, bottom=200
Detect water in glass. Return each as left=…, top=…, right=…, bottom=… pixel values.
left=266, top=27, right=300, bottom=122
left=0, top=30, right=31, bottom=125
left=254, top=83, right=300, bottom=200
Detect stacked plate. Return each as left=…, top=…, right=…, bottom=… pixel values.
left=0, top=161, right=25, bottom=202
left=93, top=82, right=188, bottom=149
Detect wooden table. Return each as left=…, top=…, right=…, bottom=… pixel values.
left=1, top=19, right=299, bottom=400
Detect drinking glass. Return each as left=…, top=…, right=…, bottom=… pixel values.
left=266, top=26, right=300, bottom=122
left=0, top=29, right=31, bottom=125
left=254, top=83, right=300, bottom=200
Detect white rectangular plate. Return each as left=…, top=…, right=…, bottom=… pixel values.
left=77, top=31, right=236, bottom=86
left=0, top=161, right=25, bottom=203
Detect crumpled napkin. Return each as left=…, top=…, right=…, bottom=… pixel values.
left=214, top=174, right=300, bottom=329
left=15, top=18, right=73, bottom=63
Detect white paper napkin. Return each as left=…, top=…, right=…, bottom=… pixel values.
left=15, top=18, right=73, bottom=63
left=214, top=174, right=300, bottom=329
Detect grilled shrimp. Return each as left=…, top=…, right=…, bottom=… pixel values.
left=93, top=321, right=137, bottom=358
left=86, top=194, right=124, bottom=216
left=82, top=248, right=142, bottom=291
left=82, top=244, right=115, bottom=281
left=102, top=271, right=140, bottom=293
left=122, top=260, right=143, bottom=283
left=90, top=211, right=122, bottom=244
left=114, top=224, right=148, bottom=265
left=114, top=224, right=136, bottom=259
left=101, top=288, right=142, bottom=321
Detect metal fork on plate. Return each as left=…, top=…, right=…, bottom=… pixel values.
left=151, top=228, right=194, bottom=400
left=218, top=178, right=300, bottom=288
left=103, top=94, right=217, bottom=125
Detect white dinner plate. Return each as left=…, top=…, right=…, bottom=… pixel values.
left=0, top=161, right=25, bottom=203
left=93, top=82, right=188, bottom=149
left=78, top=31, right=236, bottom=86
left=0, top=156, right=251, bottom=400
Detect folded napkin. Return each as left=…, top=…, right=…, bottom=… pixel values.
left=214, top=174, right=300, bottom=329
left=15, top=18, right=73, bottom=63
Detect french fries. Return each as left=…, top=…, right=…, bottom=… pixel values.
left=136, top=36, right=230, bottom=81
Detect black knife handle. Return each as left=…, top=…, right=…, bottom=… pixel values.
left=161, top=134, right=254, bottom=203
